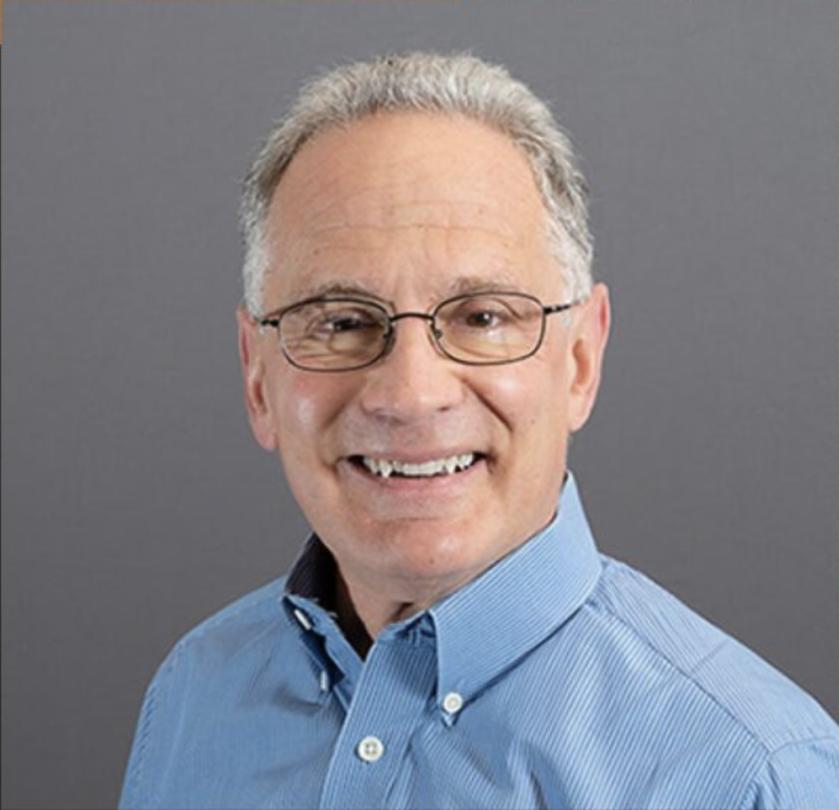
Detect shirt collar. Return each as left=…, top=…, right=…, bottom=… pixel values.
left=284, top=530, right=338, bottom=611
left=427, top=470, right=602, bottom=706
left=280, top=470, right=602, bottom=708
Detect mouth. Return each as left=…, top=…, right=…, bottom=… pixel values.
left=346, top=451, right=488, bottom=480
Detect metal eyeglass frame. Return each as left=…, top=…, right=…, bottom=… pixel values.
left=256, top=291, right=583, bottom=372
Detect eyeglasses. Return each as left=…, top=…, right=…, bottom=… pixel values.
left=256, top=291, right=582, bottom=372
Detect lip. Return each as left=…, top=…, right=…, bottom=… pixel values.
left=339, top=453, right=488, bottom=495
left=345, top=448, right=486, bottom=464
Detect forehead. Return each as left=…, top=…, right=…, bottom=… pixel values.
left=265, top=112, right=558, bottom=302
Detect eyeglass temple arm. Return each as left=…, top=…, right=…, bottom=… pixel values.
left=543, top=300, right=581, bottom=316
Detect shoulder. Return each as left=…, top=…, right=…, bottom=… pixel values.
left=119, top=574, right=296, bottom=807
left=128, top=573, right=300, bottom=747
left=179, top=573, right=291, bottom=644
left=585, top=554, right=838, bottom=753
left=151, top=573, right=293, bottom=683
left=739, top=736, right=839, bottom=809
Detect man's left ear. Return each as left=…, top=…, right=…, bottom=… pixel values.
left=567, top=283, right=611, bottom=433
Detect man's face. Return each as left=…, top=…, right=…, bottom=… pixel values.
left=238, top=112, right=609, bottom=604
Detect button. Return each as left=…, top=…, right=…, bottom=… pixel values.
left=319, top=670, right=330, bottom=692
left=357, top=735, right=384, bottom=762
left=292, top=608, right=312, bottom=631
left=442, top=691, right=464, bottom=714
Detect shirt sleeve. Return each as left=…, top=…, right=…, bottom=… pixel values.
left=117, top=642, right=187, bottom=809
left=740, top=736, right=839, bottom=810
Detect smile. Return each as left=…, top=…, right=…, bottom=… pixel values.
left=349, top=452, right=485, bottom=479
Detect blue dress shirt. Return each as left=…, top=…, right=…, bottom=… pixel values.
left=119, top=472, right=838, bottom=809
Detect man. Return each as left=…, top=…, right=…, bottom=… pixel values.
left=119, top=52, right=838, bottom=809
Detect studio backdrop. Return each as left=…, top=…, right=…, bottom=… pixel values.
left=2, top=2, right=837, bottom=808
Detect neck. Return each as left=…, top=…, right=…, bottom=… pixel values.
left=331, top=473, right=569, bottom=659
left=334, top=567, right=469, bottom=660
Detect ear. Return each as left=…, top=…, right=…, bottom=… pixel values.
left=567, top=283, right=611, bottom=433
left=236, top=305, right=278, bottom=452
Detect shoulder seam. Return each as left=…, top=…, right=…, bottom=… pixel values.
left=121, top=577, right=289, bottom=806
left=590, top=572, right=771, bottom=756
left=124, top=678, right=159, bottom=804
left=767, top=734, right=838, bottom=758
left=734, top=734, right=839, bottom=810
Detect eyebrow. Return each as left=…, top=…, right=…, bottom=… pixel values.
left=289, top=274, right=526, bottom=307
left=293, top=280, right=392, bottom=304
left=447, top=276, right=524, bottom=295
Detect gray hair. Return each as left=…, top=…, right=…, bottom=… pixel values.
left=240, top=51, right=593, bottom=316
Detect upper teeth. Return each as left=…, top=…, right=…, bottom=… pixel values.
left=362, top=453, right=477, bottom=478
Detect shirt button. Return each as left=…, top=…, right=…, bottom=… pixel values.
left=357, top=735, right=384, bottom=763
left=442, top=691, right=464, bottom=714
left=292, top=608, right=312, bottom=631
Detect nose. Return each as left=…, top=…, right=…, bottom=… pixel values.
left=358, top=314, right=466, bottom=423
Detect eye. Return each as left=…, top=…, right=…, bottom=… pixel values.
left=449, top=299, right=514, bottom=330
left=307, top=308, right=381, bottom=335
left=464, top=309, right=503, bottom=329
left=324, top=314, right=370, bottom=332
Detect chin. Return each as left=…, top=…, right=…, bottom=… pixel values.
left=375, top=527, right=489, bottom=583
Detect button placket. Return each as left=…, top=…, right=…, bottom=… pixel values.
left=319, top=636, right=437, bottom=810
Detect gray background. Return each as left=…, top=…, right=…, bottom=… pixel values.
left=2, top=1, right=837, bottom=808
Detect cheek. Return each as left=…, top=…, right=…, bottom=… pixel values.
left=480, top=359, right=567, bottom=434
left=283, top=386, right=324, bottom=433
left=270, top=370, right=355, bottom=450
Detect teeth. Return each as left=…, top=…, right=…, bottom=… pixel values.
left=361, top=452, right=478, bottom=478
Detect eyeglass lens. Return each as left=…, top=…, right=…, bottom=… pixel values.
left=279, top=294, right=545, bottom=370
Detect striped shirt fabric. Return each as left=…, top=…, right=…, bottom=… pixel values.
left=119, top=472, right=839, bottom=809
